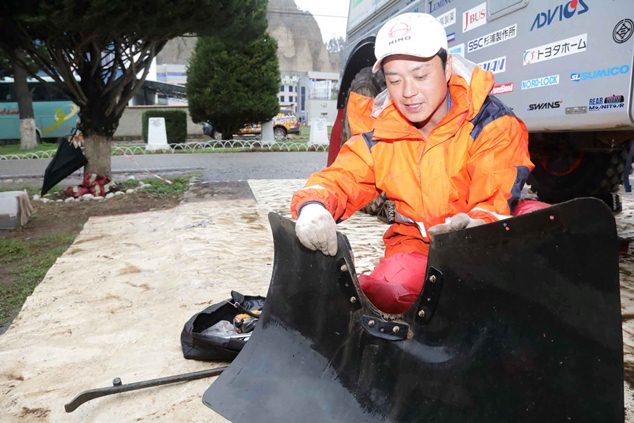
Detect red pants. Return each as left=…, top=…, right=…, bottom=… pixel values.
left=359, top=252, right=428, bottom=314
left=359, top=200, right=550, bottom=314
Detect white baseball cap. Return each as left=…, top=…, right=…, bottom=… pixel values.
left=372, top=13, right=448, bottom=74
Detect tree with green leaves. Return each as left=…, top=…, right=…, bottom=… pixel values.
left=187, top=32, right=280, bottom=138
left=0, top=0, right=268, bottom=177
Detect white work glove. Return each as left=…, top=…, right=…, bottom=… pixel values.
left=295, top=203, right=338, bottom=256
left=428, top=213, right=485, bottom=237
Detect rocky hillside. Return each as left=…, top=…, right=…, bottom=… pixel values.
left=267, top=0, right=338, bottom=72
left=157, top=0, right=339, bottom=73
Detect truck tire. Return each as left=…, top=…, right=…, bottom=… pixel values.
left=341, top=67, right=387, bottom=217
left=528, top=149, right=627, bottom=207
left=340, top=67, right=386, bottom=145
left=274, top=126, right=287, bottom=141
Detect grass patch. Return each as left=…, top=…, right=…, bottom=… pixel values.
left=0, top=142, right=58, bottom=156
left=142, top=176, right=190, bottom=197
left=0, top=234, right=75, bottom=324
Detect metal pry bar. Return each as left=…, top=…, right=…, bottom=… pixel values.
left=64, top=366, right=227, bottom=412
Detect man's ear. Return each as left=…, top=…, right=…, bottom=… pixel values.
left=445, top=55, right=453, bottom=83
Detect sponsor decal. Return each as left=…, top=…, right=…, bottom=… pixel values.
left=478, top=56, right=506, bottom=74
left=447, top=32, right=456, bottom=42
left=613, top=19, right=634, bottom=44
left=570, top=64, right=630, bottom=82
left=0, top=108, right=19, bottom=115
left=588, top=94, right=626, bottom=111
left=467, top=24, right=517, bottom=53
left=428, top=0, right=453, bottom=14
left=528, top=101, right=562, bottom=111
left=565, top=106, right=588, bottom=114
left=388, top=22, right=411, bottom=38
left=463, top=2, right=487, bottom=33
left=491, top=83, right=513, bottom=95
left=448, top=43, right=465, bottom=57
left=437, top=8, right=456, bottom=28
left=521, top=74, right=560, bottom=90
left=530, top=0, right=588, bottom=31
left=523, top=33, right=587, bottom=65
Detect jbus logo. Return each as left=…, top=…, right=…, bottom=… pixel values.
left=530, top=0, right=589, bottom=31
left=528, top=101, right=562, bottom=110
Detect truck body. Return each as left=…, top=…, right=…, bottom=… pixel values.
left=332, top=0, right=634, bottom=206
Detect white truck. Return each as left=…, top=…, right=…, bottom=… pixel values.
left=330, top=0, right=634, bottom=209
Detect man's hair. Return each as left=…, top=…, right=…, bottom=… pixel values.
left=437, top=48, right=448, bottom=69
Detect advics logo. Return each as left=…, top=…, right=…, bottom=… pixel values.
left=528, top=101, right=562, bottom=111
left=530, top=0, right=589, bottom=31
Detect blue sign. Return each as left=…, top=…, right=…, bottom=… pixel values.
left=570, top=65, right=631, bottom=82
left=521, top=74, right=560, bottom=90
left=530, top=0, right=589, bottom=31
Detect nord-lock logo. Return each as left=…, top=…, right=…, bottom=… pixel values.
left=530, top=0, right=589, bottom=31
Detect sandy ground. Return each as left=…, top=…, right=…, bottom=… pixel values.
left=0, top=179, right=632, bottom=422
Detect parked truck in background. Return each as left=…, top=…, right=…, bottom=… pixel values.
left=330, top=0, right=634, bottom=209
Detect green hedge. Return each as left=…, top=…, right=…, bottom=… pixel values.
left=142, top=110, right=187, bottom=144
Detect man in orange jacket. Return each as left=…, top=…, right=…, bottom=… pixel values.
left=291, top=13, right=540, bottom=314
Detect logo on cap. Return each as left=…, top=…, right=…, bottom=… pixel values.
left=388, top=22, right=411, bottom=38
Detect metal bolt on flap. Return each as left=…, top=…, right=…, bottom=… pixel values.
left=350, top=296, right=357, bottom=304
left=429, top=275, right=437, bottom=284
left=418, top=309, right=426, bottom=318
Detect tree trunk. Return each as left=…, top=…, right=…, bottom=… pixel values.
left=13, top=51, right=37, bottom=150
left=84, top=135, right=112, bottom=178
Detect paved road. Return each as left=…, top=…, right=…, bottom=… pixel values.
left=0, top=151, right=329, bottom=182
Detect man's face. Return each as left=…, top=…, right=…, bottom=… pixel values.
left=382, top=54, right=451, bottom=126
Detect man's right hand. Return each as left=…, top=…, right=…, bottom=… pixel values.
left=295, top=203, right=338, bottom=256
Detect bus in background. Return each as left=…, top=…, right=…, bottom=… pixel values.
left=0, top=77, right=79, bottom=143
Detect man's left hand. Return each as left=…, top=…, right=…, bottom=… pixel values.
left=428, top=213, right=485, bottom=236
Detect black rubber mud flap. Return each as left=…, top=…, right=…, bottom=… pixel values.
left=203, top=198, right=624, bottom=422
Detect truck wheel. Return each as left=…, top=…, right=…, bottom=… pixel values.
left=528, top=149, right=626, bottom=207
left=341, top=67, right=388, bottom=218
left=340, top=67, right=386, bottom=144
left=274, top=126, right=287, bottom=141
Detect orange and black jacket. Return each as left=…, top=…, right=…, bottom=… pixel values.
left=291, top=63, right=533, bottom=257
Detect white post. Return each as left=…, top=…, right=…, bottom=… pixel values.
left=261, top=120, right=275, bottom=145
left=146, top=117, right=169, bottom=151
left=308, top=117, right=329, bottom=145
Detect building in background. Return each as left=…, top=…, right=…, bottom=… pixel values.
left=125, top=0, right=342, bottom=127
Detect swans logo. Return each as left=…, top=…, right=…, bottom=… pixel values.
left=530, top=0, right=589, bottom=31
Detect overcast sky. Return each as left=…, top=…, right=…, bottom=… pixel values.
left=293, top=0, right=351, bottom=42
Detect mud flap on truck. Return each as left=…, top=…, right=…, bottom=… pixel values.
left=203, top=199, right=624, bottom=422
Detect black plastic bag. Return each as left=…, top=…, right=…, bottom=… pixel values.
left=180, top=291, right=265, bottom=362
